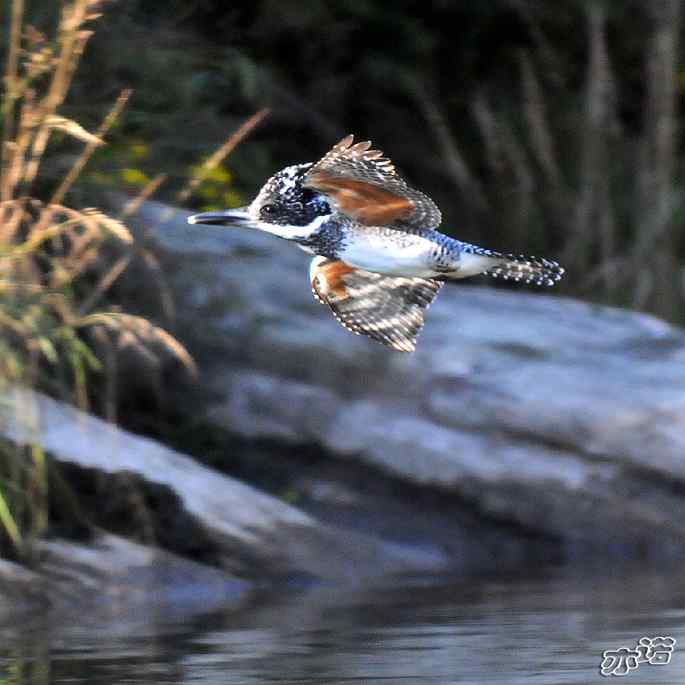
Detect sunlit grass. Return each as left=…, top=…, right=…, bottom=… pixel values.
left=0, top=0, right=269, bottom=562
left=0, top=0, right=199, bottom=560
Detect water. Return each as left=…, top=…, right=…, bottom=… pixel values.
left=2, top=566, right=684, bottom=684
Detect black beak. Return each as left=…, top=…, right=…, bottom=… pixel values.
left=187, top=207, right=254, bottom=227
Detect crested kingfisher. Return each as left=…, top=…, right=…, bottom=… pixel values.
left=188, top=135, right=564, bottom=352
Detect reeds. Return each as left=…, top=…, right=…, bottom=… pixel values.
left=420, top=1, right=683, bottom=321
left=0, top=0, right=196, bottom=559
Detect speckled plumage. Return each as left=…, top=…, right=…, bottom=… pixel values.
left=305, top=135, right=443, bottom=230
left=188, top=135, right=565, bottom=352
left=310, top=256, right=443, bottom=352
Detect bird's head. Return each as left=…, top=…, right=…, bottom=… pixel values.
left=187, top=163, right=331, bottom=241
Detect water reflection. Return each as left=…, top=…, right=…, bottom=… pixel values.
left=1, top=565, right=684, bottom=684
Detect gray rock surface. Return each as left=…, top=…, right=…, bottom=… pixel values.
left=129, top=199, right=685, bottom=559
left=0, top=387, right=444, bottom=582
left=0, top=533, right=251, bottom=619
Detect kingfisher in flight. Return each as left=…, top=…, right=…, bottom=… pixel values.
left=188, top=135, right=564, bottom=352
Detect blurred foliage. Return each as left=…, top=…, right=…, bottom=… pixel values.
left=0, top=0, right=196, bottom=560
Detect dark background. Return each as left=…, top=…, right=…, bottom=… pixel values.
left=7, top=0, right=682, bottom=322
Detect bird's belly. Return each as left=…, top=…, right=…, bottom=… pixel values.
left=339, top=230, right=441, bottom=277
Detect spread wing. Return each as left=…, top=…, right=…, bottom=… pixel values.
left=309, top=257, right=443, bottom=352
left=303, top=135, right=442, bottom=231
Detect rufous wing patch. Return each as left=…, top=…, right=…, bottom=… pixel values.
left=308, top=256, right=444, bottom=352
left=310, top=258, right=355, bottom=302
left=305, top=134, right=443, bottom=231
left=305, top=170, right=415, bottom=225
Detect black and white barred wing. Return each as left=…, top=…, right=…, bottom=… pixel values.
left=309, top=257, right=443, bottom=352
left=303, top=135, right=442, bottom=231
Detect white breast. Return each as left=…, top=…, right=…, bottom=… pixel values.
left=340, top=230, right=439, bottom=277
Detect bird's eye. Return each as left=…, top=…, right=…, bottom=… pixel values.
left=261, top=203, right=277, bottom=217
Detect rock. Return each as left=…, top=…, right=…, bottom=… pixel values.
left=37, top=534, right=250, bottom=614
left=0, top=387, right=445, bottom=582
left=0, top=533, right=250, bottom=620
left=0, top=558, right=46, bottom=615
left=126, top=199, right=685, bottom=560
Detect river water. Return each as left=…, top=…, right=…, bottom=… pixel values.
left=1, top=565, right=683, bottom=684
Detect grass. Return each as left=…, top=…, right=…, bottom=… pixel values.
left=421, top=3, right=684, bottom=320
left=0, top=0, right=266, bottom=561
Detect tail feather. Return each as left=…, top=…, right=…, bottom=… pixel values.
left=486, top=254, right=564, bottom=287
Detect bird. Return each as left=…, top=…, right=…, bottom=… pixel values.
left=188, top=135, right=564, bottom=352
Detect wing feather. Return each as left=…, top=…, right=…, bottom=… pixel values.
left=309, top=257, right=443, bottom=352
left=304, top=135, right=442, bottom=231
left=305, top=170, right=415, bottom=225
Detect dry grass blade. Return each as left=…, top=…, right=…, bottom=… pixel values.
left=0, top=218, right=82, bottom=260
left=416, top=85, right=488, bottom=211
left=471, top=92, right=503, bottom=174
left=139, top=248, right=175, bottom=322
left=43, top=114, right=104, bottom=146
left=1, top=94, right=36, bottom=206
left=519, top=51, right=562, bottom=187
left=76, top=312, right=198, bottom=379
left=0, top=0, right=25, bottom=203
left=23, top=19, right=94, bottom=187
left=0, top=310, right=29, bottom=337
left=77, top=253, right=132, bottom=316
left=23, top=202, right=133, bottom=250
left=174, top=107, right=270, bottom=209
left=3, top=0, right=24, bottom=102
left=120, top=173, right=167, bottom=219
left=58, top=246, right=99, bottom=285
left=48, top=88, right=132, bottom=209
left=80, top=207, right=133, bottom=243
left=0, top=281, right=46, bottom=294
left=571, top=3, right=614, bottom=293
left=0, top=198, right=27, bottom=242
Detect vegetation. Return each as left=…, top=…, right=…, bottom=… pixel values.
left=0, top=0, right=201, bottom=560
